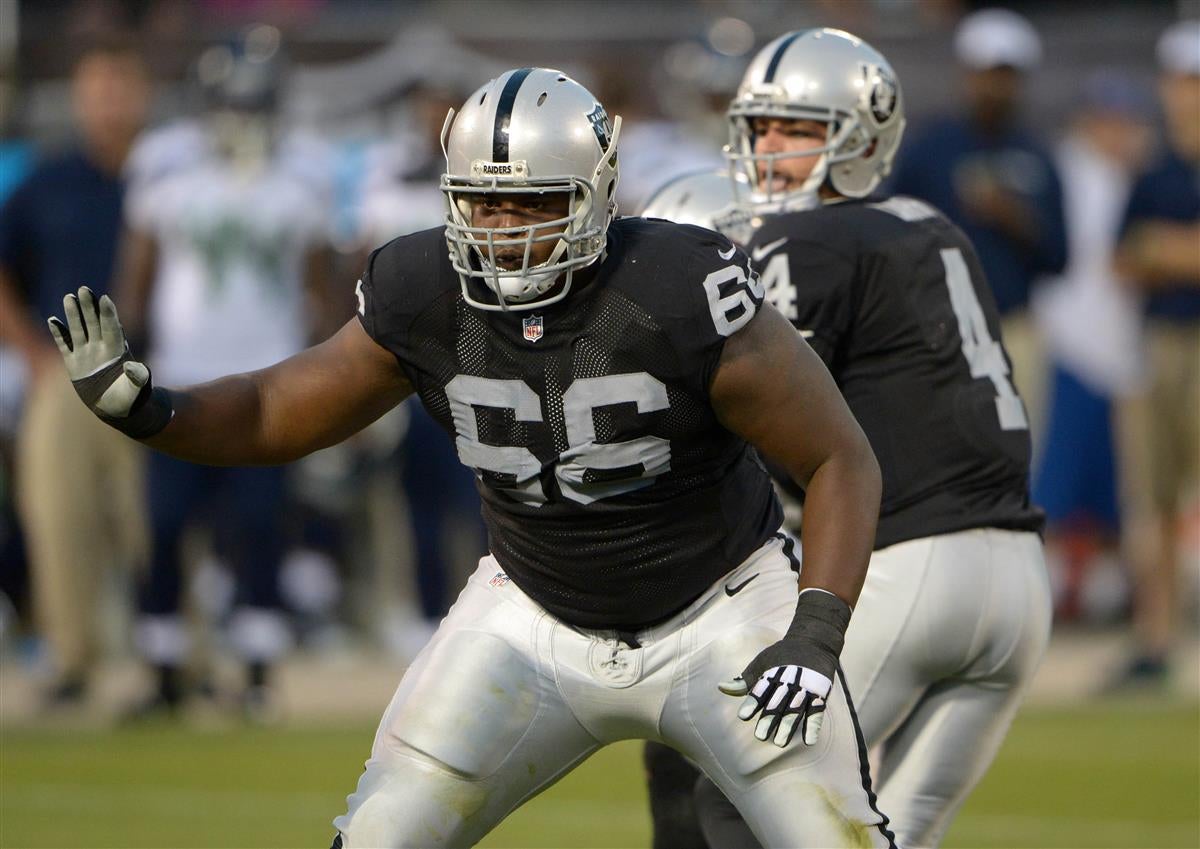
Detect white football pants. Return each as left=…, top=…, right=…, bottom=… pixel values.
left=334, top=533, right=896, bottom=848
left=844, top=528, right=1051, bottom=848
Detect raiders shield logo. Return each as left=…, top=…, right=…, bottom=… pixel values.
left=586, top=104, right=613, bottom=150
left=867, top=66, right=898, bottom=125
left=522, top=314, right=544, bottom=342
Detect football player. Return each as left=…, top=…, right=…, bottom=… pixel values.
left=641, top=30, right=1052, bottom=849
left=113, top=25, right=334, bottom=717
left=49, top=68, right=896, bottom=847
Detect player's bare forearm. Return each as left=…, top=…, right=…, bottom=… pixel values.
left=788, top=435, right=880, bottom=605
left=144, top=319, right=413, bottom=465
left=0, top=267, right=56, bottom=366
left=1117, top=222, right=1200, bottom=287
left=711, top=304, right=880, bottom=607
left=112, top=227, right=159, bottom=345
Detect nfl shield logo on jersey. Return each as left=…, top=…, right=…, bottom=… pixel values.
left=522, top=315, right=544, bottom=343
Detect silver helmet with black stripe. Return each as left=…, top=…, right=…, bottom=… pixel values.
left=441, top=67, right=622, bottom=311
left=725, top=28, right=905, bottom=213
left=640, top=169, right=755, bottom=245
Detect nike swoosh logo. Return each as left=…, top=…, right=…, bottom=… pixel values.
left=724, top=573, right=761, bottom=596
left=718, top=245, right=737, bottom=261
left=751, top=237, right=787, bottom=262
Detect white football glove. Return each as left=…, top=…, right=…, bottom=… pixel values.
left=718, top=588, right=850, bottom=748
left=719, top=664, right=832, bottom=748
left=48, top=286, right=173, bottom=438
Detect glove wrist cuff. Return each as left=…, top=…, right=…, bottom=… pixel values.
left=784, top=589, right=852, bottom=661
left=101, top=387, right=174, bottom=440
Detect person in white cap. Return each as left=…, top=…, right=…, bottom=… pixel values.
left=1108, top=18, right=1200, bottom=691
left=890, top=8, right=1067, bottom=439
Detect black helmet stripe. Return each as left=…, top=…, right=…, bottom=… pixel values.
left=493, top=67, right=535, bottom=162
left=763, top=31, right=804, bottom=83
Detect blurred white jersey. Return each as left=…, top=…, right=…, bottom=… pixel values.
left=126, top=124, right=333, bottom=385
left=1033, top=135, right=1144, bottom=395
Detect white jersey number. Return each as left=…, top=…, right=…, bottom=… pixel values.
left=444, top=372, right=672, bottom=506
left=759, top=253, right=796, bottom=321
left=703, top=264, right=765, bottom=336
left=940, top=248, right=1029, bottom=431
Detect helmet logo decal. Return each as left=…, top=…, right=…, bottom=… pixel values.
left=866, top=65, right=898, bottom=124
left=522, top=314, right=545, bottom=342
left=587, top=104, right=613, bottom=150
left=493, top=67, right=535, bottom=162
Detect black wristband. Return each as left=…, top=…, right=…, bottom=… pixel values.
left=99, top=386, right=174, bottom=440
left=784, top=590, right=852, bottom=660
left=739, top=589, right=853, bottom=687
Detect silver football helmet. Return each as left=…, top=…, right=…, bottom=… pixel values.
left=441, top=67, right=622, bottom=311
left=640, top=169, right=755, bottom=244
left=726, top=28, right=905, bottom=213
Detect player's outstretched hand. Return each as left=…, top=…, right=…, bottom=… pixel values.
left=48, top=286, right=173, bottom=439
left=718, top=589, right=850, bottom=748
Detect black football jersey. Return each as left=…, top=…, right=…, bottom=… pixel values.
left=748, top=196, right=1043, bottom=550
left=357, top=217, right=782, bottom=630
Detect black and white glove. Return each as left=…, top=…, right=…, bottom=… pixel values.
left=719, top=588, right=851, bottom=748
left=47, top=286, right=173, bottom=439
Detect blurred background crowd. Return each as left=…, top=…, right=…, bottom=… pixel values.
left=0, top=0, right=1197, bottom=724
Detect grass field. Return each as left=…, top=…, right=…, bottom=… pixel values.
left=2, top=702, right=1196, bottom=848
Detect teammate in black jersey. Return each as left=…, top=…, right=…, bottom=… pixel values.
left=49, top=68, right=896, bottom=848
left=642, top=30, right=1052, bottom=849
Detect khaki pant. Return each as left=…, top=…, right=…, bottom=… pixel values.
left=16, top=370, right=146, bottom=680
left=1118, top=322, right=1200, bottom=515
left=1001, top=310, right=1048, bottom=455
left=1116, top=321, right=1200, bottom=656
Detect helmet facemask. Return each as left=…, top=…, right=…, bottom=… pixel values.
left=725, top=99, right=871, bottom=215
left=440, top=88, right=622, bottom=312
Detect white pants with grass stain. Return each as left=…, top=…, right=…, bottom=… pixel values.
left=333, top=533, right=896, bottom=848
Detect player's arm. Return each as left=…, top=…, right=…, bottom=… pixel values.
left=1116, top=220, right=1200, bottom=288
left=710, top=302, right=881, bottom=747
left=47, top=286, right=412, bottom=466
left=112, top=226, right=159, bottom=348
left=711, top=302, right=879, bottom=605
left=0, top=267, right=59, bottom=380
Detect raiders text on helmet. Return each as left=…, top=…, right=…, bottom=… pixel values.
left=725, top=28, right=906, bottom=213
left=441, top=68, right=622, bottom=311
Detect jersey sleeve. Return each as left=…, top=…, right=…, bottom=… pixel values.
left=677, top=225, right=768, bottom=397
left=353, top=227, right=449, bottom=372
left=748, top=216, right=857, bottom=368
left=1119, top=166, right=1161, bottom=235
left=0, top=176, right=32, bottom=274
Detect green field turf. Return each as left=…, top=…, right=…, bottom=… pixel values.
left=2, top=702, right=1196, bottom=848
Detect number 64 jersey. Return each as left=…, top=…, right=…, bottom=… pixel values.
left=750, top=196, right=1044, bottom=549
left=357, top=217, right=782, bottom=630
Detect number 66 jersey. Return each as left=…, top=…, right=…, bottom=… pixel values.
left=356, top=217, right=782, bottom=630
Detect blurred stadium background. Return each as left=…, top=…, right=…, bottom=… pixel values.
left=1, top=1, right=1198, bottom=847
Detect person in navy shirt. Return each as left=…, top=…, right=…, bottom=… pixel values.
left=889, top=8, right=1067, bottom=435
left=1108, top=19, right=1200, bottom=690
left=0, top=39, right=151, bottom=707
